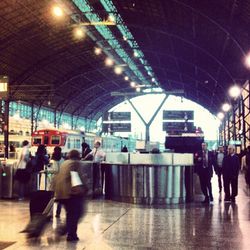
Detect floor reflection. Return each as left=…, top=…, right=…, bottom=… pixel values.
left=0, top=174, right=249, bottom=249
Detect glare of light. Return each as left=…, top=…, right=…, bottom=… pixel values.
left=79, top=126, right=85, bottom=131
left=62, top=123, right=70, bottom=129
left=123, top=36, right=127, bottom=41
left=94, top=47, right=102, bottom=55
left=108, top=15, right=116, bottom=23
left=134, top=51, right=139, bottom=57
left=114, top=66, right=123, bottom=75
left=136, top=87, right=141, bottom=92
left=52, top=6, right=63, bottom=17
left=222, top=103, right=231, bottom=112
left=73, top=27, right=85, bottom=39
left=130, top=81, right=136, bottom=87
left=229, top=85, right=241, bottom=99
left=13, top=112, right=20, bottom=120
left=42, top=119, right=49, bottom=126
left=124, top=76, right=129, bottom=81
left=151, top=78, right=155, bottom=82
left=244, top=53, right=250, bottom=68
left=217, top=112, right=224, bottom=120
left=105, top=58, right=114, bottom=66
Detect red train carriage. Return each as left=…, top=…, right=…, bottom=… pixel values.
left=31, top=129, right=84, bottom=155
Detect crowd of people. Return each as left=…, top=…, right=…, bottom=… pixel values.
left=195, top=142, right=250, bottom=204
left=14, top=140, right=106, bottom=242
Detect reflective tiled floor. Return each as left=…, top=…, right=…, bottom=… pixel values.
left=1, top=174, right=250, bottom=250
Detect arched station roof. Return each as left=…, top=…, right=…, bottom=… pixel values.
left=0, top=0, right=249, bottom=120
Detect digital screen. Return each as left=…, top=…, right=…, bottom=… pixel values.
left=162, top=122, right=195, bottom=133
left=102, top=123, right=131, bottom=132
left=163, top=110, right=194, bottom=120
left=103, top=112, right=131, bottom=121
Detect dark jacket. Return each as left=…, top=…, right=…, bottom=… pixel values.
left=195, top=150, right=214, bottom=177
left=222, top=154, right=240, bottom=178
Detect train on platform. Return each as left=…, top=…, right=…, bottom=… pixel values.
left=31, top=128, right=136, bottom=156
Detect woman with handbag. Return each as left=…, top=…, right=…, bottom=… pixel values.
left=48, top=146, right=64, bottom=218
left=54, top=150, right=88, bottom=242
left=15, top=140, right=30, bottom=200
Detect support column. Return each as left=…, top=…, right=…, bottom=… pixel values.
left=223, top=120, right=226, bottom=147
left=232, top=104, right=236, bottom=140
left=227, top=113, right=230, bottom=144
left=127, top=95, right=168, bottom=143
left=31, top=103, right=34, bottom=134
left=241, top=94, right=246, bottom=149
left=4, top=100, right=9, bottom=158
left=54, top=110, right=57, bottom=128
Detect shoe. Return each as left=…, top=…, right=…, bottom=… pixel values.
left=55, top=214, right=60, bottom=218
left=66, top=235, right=79, bottom=242
left=202, top=197, right=209, bottom=204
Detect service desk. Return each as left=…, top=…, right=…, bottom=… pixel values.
left=103, top=153, right=194, bottom=205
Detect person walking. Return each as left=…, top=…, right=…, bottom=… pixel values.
left=222, top=145, right=240, bottom=203
left=195, top=142, right=214, bottom=203
left=214, top=146, right=225, bottom=193
left=54, top=150, right=87, bottom=242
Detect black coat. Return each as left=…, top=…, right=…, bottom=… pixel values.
left=195, top=150, right=214, bottom=177
left=222, top=154, right=240, bottom=178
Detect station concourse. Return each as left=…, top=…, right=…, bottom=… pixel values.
left=0, top=0, right=250, bottom=249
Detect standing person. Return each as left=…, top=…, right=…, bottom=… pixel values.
left=15, top=140, right=30, bottom=200
left=84, top=141, right=106, bottom=197
left=214, top=146, right=225, bottom=193
left=222, top=145, right=240, bottom=202
left=54, top=150, right=87, bottom=242
left=48, top=146, right=64, bottom=218
left=121, top=145, right=128, bottom=152
left=195, top=142, right=214, bottom=203
left=81, top=142, right=92, bottom=159
left=244, top=146, right=250, bottom=187
left=32, top=144, right=49, bottom=190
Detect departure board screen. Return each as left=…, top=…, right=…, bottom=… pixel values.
left=103, top=112, right=131, bottom=121
left=163, top=110, right=194, bottom=120
left=162, top=122, right=195, bottom=133
left=102, top=123, right=131, bottom=132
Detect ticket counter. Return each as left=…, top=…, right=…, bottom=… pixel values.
left=103, top=153, right=194, bottom=205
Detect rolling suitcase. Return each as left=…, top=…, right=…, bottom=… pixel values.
left=29, top=190, right=54, bottom=218
left=21, top=197, right=54, bottom=238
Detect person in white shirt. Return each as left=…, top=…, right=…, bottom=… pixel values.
left=84, top=141, right=106, bottom=197
left=15, top=140, right=30, bottom=200
left=214, top=146, right=225, bottom=193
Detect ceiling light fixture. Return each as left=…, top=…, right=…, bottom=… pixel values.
left=222, top=103, right=231, bottom=112
left=52, top=5, right=64, bottom=17
left=105, top=58, right=114, bottom=66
